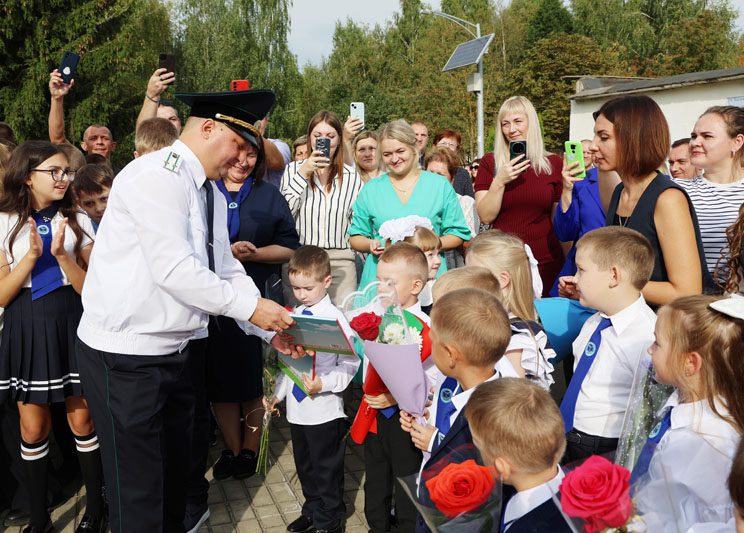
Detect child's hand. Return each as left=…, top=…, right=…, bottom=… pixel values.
left=558, top=275, right=579, bottom=300
left=302, top=373, right=322, bottom=395
left=50, top=218, right=68, bottom=258
left=26, top=218, right=43, bottom=260
left=365, top=392, right=397, bottom=409
left=262, top=395, right=278, bottom=412
left=399, top=410, right=414, bottom=433
left=410, top=421, right=437, bottom=451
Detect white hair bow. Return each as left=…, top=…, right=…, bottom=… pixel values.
left=378, top=215, right=434, bottom=244
left=709, top=293, right=744, bottom=320
left=524, top=244, right=543, bottom=299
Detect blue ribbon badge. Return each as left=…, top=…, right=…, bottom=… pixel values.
left=584, top=341, right=597, bottom=357
left=228, top=202, right=238, bottom=209
left=37, top=225, right=50, bottom=236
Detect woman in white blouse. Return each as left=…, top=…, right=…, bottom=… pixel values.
left=281, top=111, right=362, bottom=304
left=0, top=141, right=104, bottom=532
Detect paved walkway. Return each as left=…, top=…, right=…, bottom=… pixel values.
left=3, top=388, right=370, bottom=533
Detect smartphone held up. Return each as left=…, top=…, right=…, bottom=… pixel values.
left=59, top=51, right=80, bottom=85
left=564, top=140, right=587, bottom=180
left=315, top=138, right=331, bottom=159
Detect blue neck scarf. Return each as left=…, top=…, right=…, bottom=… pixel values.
left=215, top=178, right=253, bottom=242
left=30, top=205, right=64, bottom=300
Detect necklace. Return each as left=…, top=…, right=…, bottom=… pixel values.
left=617, top=215, right=629, bottom=227
left=391, top=174, right=420, bottom=195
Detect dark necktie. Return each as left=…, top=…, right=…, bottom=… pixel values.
left=292, top=309, right=314, bottom=402
left=560, top=317, right=612, bottom=431
left=202, top=181, right=215, bottom=272
left=630, top=407, right=673, bottom=484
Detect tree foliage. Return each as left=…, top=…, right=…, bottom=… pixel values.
left=0, top=0, right=171, bottom=166
left=525, top=0, right=573, bottom=47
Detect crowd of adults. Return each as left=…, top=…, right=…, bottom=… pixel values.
left=0, top=61, right=742, bottom=533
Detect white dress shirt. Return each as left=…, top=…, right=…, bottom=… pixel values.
left=280, top=161, right=362, bottom=249
left=0, top=210, right=95, bottom=287
left=78, top=141, right=265, bottom=355
left=274, top=294, right=360, bottom=425
left=503, top=467, right=565, bottom=531
left=573, top=296, right=656, bottom=438
left=635, top=392, right=739, bottom=533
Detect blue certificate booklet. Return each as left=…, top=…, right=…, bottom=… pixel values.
left=285, top=314, right=356, bottom=356
left=277, top=353, right=315, bottom=395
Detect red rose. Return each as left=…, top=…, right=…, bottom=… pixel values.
left=560, top=455, right=632, bottom=533
left=425, top=459, right=495, bottom=518
left=349, top=312, right=382, bottom=341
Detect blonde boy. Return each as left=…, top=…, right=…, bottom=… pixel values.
left=431, top=265, right=501, bottom=303
left=134, top=117, right=179, bottom=157
left=364, top=242, right=431, bottom=532
left=271, top=245, right=359, bottom=533
left=467, top=378, right=571, bottom=532
left=561, top=226, right=656, bottom=462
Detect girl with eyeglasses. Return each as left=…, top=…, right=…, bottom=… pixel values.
left=0, top=141, right=104, bottom=532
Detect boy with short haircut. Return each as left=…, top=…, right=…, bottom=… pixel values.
left=431, top=265, right=501, bottom=303
left=73, top=163, right=114, bottom=232
left=466, top=378, right=571, bottom=532
left=402, top=289, right=510, bottom=488
left=363, top=242, right=432, bottom=532
left=269, top=245, right=359, bottom=533
left=134, top=117, right=179, bottom=157
left=560, top=226, right=656, bottom=462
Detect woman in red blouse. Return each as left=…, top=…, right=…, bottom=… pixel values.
left=474, top=96, right=564, bottom=294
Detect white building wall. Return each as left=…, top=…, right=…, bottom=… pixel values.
left=569, top=79, right=744, bottom=142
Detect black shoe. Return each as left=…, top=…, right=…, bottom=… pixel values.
left=183, top=502, right=210, bottom=533
left=21, top=519, right=54, bottom=533
left=232, top=449, right=257, bottom=480
left=5, top=508, right=30, bottom=527
left=212, top=450, right=235, bottom=480
left=286, top=514, right=315, bottom=532
left=314, top=521, right=343, bottom=533
left=75, top=513, right=107, bottom=533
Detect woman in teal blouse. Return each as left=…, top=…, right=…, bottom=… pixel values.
left=348, top=119, right=471, bottom=289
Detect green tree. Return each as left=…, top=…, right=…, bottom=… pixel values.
left=174, top=0, right=302, bottom=139
left=505, top=34, right=628, bottom=149
left=525, top=0, right=574, bottom=47
left=0, top=0, right=171, bottom=167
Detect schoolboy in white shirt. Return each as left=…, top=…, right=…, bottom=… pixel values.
left=363, top=242, right=434, bottom=532
left=268, top=245, right=359, bottom=533
left=467, top=378, right=572, bottom=532
left=560, top=226, right=657, bottom=462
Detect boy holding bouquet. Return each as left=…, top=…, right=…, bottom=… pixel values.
left=267, top=246, right=359, bottom=533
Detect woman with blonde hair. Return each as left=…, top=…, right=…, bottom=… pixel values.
left=474, top=96, right=564, bottom=295
left=348, top=119, right=471, bottom=288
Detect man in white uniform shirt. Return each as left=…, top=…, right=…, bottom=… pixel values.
left=76, top=90, right=298, bottom=532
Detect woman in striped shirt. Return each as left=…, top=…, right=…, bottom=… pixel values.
left=680, top=106, right=744, bottom=287
left=280, top=110, right=362, bottom=304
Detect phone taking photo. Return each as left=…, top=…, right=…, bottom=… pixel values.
left=564, top=141, right=587, bottom=180
left=350, top=102, right=365, bottom=126
left=158, top=53, right=176, bottom=74
left=59, top=51, right=80, bottom=85
left=509, top=140, right=527, bottom=162
left=316, top=138, right=331, bottom=159
left=231, top=79, right=250, bottom=91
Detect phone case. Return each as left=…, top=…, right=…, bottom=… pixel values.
left=231, top=79, right=250, bottom=91
left=316, top=138, right=331, bottom=158
left=564, top=141, right=587, bottom=179
left=158, top=53, right=175, bottom=74
left=59, top=51, right=80, bottom=85
left=509, top=140, right=527, bottom=162
left=350, top=102, right=365, bottom=124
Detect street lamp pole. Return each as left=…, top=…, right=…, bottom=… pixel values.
left=422, top=9, right=486, bottom=157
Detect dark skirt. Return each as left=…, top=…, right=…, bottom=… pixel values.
left=206, top=316, right=263, bottom=402
left=0, top=286, right=84, bottom=404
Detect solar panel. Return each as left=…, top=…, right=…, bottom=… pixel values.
left=442, top=34, right=495, bottom=72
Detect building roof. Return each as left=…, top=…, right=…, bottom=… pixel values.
left=571, top=67, right=744, bottom=100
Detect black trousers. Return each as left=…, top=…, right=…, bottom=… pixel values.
left=364, top=411, right=422, bottom=533
left=290, top=418, right=346, bottom=529
left=77, top=338, right=195, bottom=533
left=185, top=338, right=209, bottom=512
left=563, top=429, right=618, bottom=464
